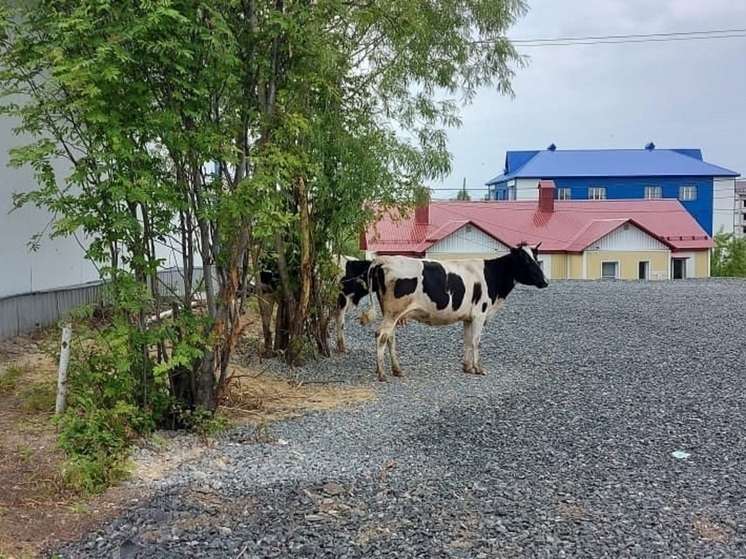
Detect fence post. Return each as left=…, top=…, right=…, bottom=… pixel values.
left=55, top=324, right=73, bottom=415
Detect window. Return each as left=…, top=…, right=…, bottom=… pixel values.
left=588, top=187, right=606, bottom=200
left=557, top=188, right=571, bottom=200
left=644, top=186, right=662, bottom=199
left=601, top=261, right=618, bottom=280
left=742, top=199, right=746, bottom=208
left=679, top=185, right=697, bottom=201
left=508, top=186, right=517, bottom=200
left=638, top=261, right=649, bottom=280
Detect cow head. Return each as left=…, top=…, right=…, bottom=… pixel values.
left=511, top=242, right=549, bottom=289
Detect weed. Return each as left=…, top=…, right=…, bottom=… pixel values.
left=13, top=443, right=33, bottom=463
left=0, top=363, right=28, bottom=393
left=19, top=380, right=56, bottom=412
left=67, top=502, right=90, bottom=515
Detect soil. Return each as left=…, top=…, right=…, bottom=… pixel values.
left=0, top=312, right=373, bottom=559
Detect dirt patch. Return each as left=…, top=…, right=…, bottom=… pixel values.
left=0, top=314, right=374, bottom=559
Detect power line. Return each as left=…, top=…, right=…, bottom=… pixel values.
left=471, top=28, right=746, bottom=47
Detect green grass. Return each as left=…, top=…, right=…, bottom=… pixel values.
left=0, top=363, right=27, bottom=394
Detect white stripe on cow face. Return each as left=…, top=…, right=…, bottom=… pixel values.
left=521, top=243, right=549, bottom=286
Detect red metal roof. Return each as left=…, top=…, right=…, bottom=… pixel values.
left=365, top=198, right=715, bottom=255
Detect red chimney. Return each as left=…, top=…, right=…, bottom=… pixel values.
left=414, top=203, right=429, bottom=224
left=359, top=230, right=368, bottom=250
left=538, top=180, right=555, bottom=212
left=414, top=188, right=431, bottom=224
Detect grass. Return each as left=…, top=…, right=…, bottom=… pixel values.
left=0, top=363, right=27, bottom=393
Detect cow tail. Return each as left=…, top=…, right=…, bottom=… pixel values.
left=359, top=262, right=378, bottom=326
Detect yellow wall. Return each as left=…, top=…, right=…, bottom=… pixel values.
left=551, top=255, right=567, bottom=279
left=568, top=255, right=584, bottom=279
left=584, top=251, right=669, bottom=280
left=694, top=250, right=711, bottom=277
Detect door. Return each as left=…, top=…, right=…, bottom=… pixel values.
left=638, top=261, right=649, bottom=280
left=672, top=258, right=686, bottom=279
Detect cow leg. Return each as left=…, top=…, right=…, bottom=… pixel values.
left=388, top=329, right=403, bottom=377
left=471, top=317, right=487, bottom=375
left=258, top=293, right=275, bottom=357
left=375, top=318, right=397, bottom=382
left=462, top=321, right=475, bottom=373
left=335, top=295, right=350, bottom=353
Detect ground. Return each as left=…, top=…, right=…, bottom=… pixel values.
left=0, top=312, right=373, bottom=559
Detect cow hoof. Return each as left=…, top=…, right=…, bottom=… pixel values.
left=377, top=370, right=388, bottom=382
left=337, top=345, right=347, bottom=354
left=392, top=366, right=404, bottom=377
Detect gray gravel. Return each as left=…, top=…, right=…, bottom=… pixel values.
left=47, top=279, right=746, bottom=558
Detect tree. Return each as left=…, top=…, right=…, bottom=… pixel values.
left=711, top=231, right=746, bottom=277
left=0, top=0, right=527, bottom=423
left=455, top=180, right=471, bottom=201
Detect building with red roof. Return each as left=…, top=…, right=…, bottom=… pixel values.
left=363, top=180, right=715, bottom=280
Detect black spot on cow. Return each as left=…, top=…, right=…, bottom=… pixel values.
left=471, top=282, right=482, bottom=305
left=394, top=277, right=417, bottom=298
left=339, top=259, right=372, bottom=306
left=421, top=261, right=449, bottom=310
left=337, top=292, right=347, bottom=310
left=373, top=264, right=386, bottom=297
left=447, top=273, right=465, bottom=311
left=481, top=302, right=487, bottom=313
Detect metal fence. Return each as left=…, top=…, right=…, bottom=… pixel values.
left=0, top=267, right=208, bottom=341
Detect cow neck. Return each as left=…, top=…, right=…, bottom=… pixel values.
left=484, top=253, right=518, bottom=303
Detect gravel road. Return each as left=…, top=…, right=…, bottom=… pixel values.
left=47, top=279, right=746, bottom=558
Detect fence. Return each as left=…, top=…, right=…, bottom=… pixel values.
left=0, top=267, right=208, bottom=341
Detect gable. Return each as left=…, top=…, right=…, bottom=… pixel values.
left=588, top=223, right=668, bottom=251
left=427, top=224, right=509, bottom=254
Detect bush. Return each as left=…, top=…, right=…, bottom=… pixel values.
left=711, top=231, right=746, bottom=277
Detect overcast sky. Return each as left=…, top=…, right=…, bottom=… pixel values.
left=430, top=0, right=746, bottom=199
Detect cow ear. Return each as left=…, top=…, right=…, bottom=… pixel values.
left=535, top=242, right=542, bottom=250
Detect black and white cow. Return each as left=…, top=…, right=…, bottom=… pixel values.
left=254, top=255, right=374, bottom=355
left=359, top=243, right=548, bottom=382
left=335, top=256, right=373, bottom=353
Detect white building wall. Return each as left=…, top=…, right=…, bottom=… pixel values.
left=0, top=109, right=99, bottom=298
left=515, top=178, right=540, bottom=200
left=428, top=225, right=509, bottom=254
left=713, top=177, right=736, bottom=236
left=592, top=224, right=668, bottom=251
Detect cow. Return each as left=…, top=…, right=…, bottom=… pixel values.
left=359, top=243, right=548, bottom=381
left=335, top=256, right=373, bottom=353
left=253, top=255, right=375, bottom=355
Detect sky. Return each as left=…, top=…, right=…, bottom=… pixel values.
left=430, top=0, right=746, bottom=200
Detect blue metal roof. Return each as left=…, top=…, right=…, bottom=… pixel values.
left=486, top=148, right=739, bottom=185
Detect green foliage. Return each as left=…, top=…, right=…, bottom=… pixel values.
left=711, top=231, right=746, bottom=277
left=56, top=401, right=141, bottom=494
left=455, top=184, right=471, bottom=201
left=0, top=0, right=528, bottom=473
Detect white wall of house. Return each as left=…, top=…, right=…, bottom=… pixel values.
left=514, top=178, right=540, bottom=200
left=0, top=112, right=99, bottom=298
left=713, top=177, right=736, bottom=236
left=427, top=224, right=509, bottom=254
left=590, top=223, right=668, bottom=251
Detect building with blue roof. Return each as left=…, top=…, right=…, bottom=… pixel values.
left=485, top=144, right=740, bottom=236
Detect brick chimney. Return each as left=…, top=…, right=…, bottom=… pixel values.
left=538, top=180, right=555, bottom=212
left=414, top=189, right=431, bottom=224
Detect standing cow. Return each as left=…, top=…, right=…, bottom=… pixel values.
left=360, top=243, right=548, bottom=381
